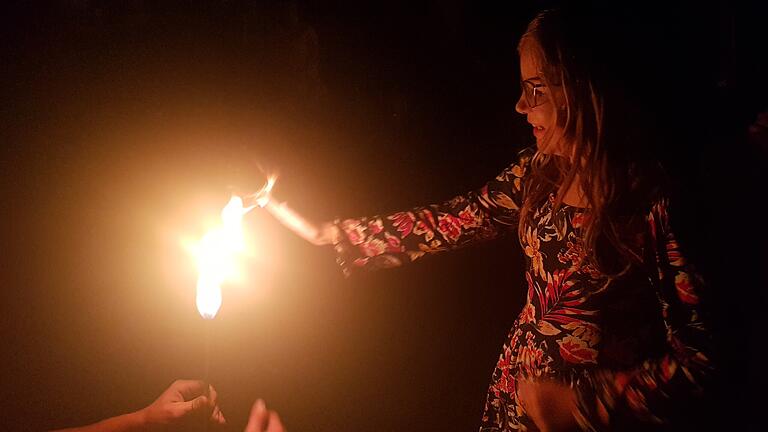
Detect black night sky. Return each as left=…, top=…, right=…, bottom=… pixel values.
left=1, top=1, right=766, bottom=431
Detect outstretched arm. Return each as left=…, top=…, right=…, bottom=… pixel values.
left=242, top=176, right=339, bottom=247
left=51, top=380, right=225, bottom=432
left=51, top=412, right=146, bottom=432
left=311, top=148, right=535, bottom=275
left=262, top=198, right=340, bottom=246
left=247, top=147, right=535, bottom=276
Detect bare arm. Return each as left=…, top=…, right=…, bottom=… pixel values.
left=51, top=412, right=146, bottom=432
left=51, top=380, right=225, bottom=432
left=247, top=147, right=535, bottom=275
left=242, top=176, right=338, bottom=247
left=262, top=198, right=339, bottom=246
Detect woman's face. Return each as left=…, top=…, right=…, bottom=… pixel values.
left=515, top=39, right=566, bottom=157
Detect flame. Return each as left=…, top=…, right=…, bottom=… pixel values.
left=194, top=195, right=256, bottom=319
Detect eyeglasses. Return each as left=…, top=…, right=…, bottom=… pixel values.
left=520, top=79, right=548, bottom=108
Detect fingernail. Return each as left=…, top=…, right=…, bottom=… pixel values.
left=257, top=399, right=266, bottom=411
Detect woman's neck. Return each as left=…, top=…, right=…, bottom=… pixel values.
left=561, top=174, right=588, bottom=208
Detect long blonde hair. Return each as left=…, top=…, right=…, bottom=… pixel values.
left=517, top=7, right=668, bottom=278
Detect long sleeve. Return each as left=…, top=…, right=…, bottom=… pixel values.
left=573, top=198, right=714, bottom=430
left=332, top=146, right=535, bottom=276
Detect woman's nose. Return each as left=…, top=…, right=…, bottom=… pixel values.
left=515, top=93, right=529, bottom=114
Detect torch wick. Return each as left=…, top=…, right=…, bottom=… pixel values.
left=204, top=319, right=211, bottom=397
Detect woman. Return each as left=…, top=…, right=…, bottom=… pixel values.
left=251, top=6, right=712, bottom=431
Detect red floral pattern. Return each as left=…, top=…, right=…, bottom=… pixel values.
left=558, top=335, right=599, bottom=364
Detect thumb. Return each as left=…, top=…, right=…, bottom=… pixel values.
left=244, top=399, right=269, bottom=432
left=171, top=395, right=210, bottom=419
left=266, top=411, right=286, bottom=432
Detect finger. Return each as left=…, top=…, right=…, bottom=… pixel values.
left=244, top=399, right=269, bottom=432
left=206, top=385, right=224, bottom=423
left=208, top=385, right=219, bottom=405
left=171, top=395, right=209, bottom=419
left=210, top=405, right=227, bottom=425
left=169, top=379, right=207, bottom=400
left=266, top=411, right=285, bottom=432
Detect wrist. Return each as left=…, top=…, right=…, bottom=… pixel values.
left=310, top=222, right=337, bottom=246
left=132, top=408, right=153, bottom=431
left=325, top=223, right=341, bottom=245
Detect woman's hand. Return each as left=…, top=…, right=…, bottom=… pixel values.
left=244, top=399, right=286, bottom=432
left=140, top=379, right=226, bottom=429
left=51, top=379, right=226, bottom=432
left=517, top=379, right=578, bottom=432
left=245, top=177, right=276, bottom=209
left=243, top=176, right=338, bottom=247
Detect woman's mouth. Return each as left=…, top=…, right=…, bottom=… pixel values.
left=532, top=125, right=545, bottom=138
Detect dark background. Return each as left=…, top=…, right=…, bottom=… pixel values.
left=1, top=1, right=766, bottom=431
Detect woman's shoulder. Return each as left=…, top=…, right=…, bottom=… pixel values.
left=515, top=145, right=537, bottom=166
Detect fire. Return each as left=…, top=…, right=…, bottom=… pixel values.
left=194, top=195, right=255, bottom=319
left=187, top=175, right=276, bottom=319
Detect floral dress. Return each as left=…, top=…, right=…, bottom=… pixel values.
left=332, top=147, right=712, bottom=431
